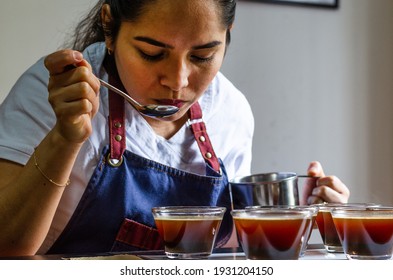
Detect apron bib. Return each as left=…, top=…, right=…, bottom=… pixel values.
left=47, top=83, right=232, bottom=254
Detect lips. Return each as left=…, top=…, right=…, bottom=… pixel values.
left=158, top=99, right=184, bottom=108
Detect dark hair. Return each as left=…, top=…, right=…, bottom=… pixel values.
left=68, top=0, right=236, bottom=51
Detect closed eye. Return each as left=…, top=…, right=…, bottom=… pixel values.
left=190, top=55, right=214, bottom=63
left=139, top=50, right=165, bottom=62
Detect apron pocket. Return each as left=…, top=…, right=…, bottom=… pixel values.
left=111, top=218, right=164, bottom=252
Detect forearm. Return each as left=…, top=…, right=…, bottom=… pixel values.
left=0, top=130, right=83, bottom=256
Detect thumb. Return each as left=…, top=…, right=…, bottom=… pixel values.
left=44, top=49, right=84, bottom=76
left=307, top=161, right=326, bottom=177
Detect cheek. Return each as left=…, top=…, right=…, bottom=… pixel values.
left=115, top=57, right=152, bottom=91
left=190, top=67, right=220, bottom=92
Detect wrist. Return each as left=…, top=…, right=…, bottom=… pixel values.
left=48, top=127, right=85, bottom=154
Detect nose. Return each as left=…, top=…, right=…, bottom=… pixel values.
left=160, top=58, right=189, bottom=92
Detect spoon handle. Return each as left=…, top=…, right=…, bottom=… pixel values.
left=98, top=77, right=178, bottom=118
left=98, top=78, right=142, bottom=108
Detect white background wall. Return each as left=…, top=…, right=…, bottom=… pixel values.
left=1, top=0, right=393, bottom=205
left=221, top=0, right=393, bottom=205
left=0, top=1, right=95, bottom=98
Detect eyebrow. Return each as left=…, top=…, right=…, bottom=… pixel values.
left=133, top=36, right=222, bottom=50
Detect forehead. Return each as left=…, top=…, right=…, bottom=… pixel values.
left=116, top=0, right=227, bottom=48
left=126, top=0, right=225, bottom=36
left=139, top=0, right=221, bottom=20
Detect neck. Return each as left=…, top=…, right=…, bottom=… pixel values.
left=145, top=114, right=189, bottom=139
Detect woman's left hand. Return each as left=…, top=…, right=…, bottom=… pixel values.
left=302, top=161, right=350, bottom=204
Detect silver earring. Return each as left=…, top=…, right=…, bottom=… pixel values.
left=107, top=48, right=113, bottom=55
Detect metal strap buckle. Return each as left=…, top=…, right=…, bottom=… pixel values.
left=106, top=153, right=124, bottom=167
left=186, top=118, right=204, bottom=127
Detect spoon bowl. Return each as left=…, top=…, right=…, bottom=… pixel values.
left=99, top=78, right=179, bottom=118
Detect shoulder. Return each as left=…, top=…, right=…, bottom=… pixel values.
left=1, top=56, right=51, bottom=116
left=0, top=57, right=53, bottom=163
left=3, top=42, right=106, bottom=105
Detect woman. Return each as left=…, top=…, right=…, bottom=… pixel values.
left=0, top=0, right=349, bottom=256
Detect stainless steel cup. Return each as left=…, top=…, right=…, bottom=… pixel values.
left=229, top=172, right=300, bottom=209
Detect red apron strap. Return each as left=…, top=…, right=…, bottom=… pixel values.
left=108, top=76, right=126, bottom=163
left=106, top=63, right=218, bottom=173
left=188, top=103, right=221, bottom=173
left=115, top=218, right=164, bottom=250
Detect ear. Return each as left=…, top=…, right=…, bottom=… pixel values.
left=101, top=4, right=114, bottom=51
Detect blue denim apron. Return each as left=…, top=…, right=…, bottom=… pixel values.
left=47, top=80, right=233, bottom=254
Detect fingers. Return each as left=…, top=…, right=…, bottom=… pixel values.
left=305, top=161, right=350, bottom=204
left=44, top=50, right=84, bottom=76
left=312, top=176, right=350, bottom=203
left=307, top=176, right=350, bottom=204
left=48, top=66, right=100, bottom=99
left=50, top=82, right=98, bottom=118
left=308, top=185, right=346, bottom=204
left=300, top=177, right=318, bottom=205
left=317, top=175, right=346, bottom=194
left=307, top=195, right=324, bottom=205
left=44, top=49, right=101, bottom=143
left=45, top=50, right=99, bottom=92
left=48, top=63, right=100, bottom=120
left=307, top=161, right=325, bottom=177
left=301, top=161, right=325, bottom=205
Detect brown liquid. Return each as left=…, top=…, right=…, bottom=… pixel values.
left=333, top=216, right=393, bottom=258
left=233, top=216, right=308, bottom=259
left=315, top=211, right=326, bottom=240
left=154, top=217, right=222, bottom=254
left=316, top=210, right=342, bottom=250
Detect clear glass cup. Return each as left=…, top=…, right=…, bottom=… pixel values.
left=331, top=206, right=393, bottom=260
left=151, top=206, right=226, bottom=259
left=231, top=208, right=312, bottom=259
left=295, top=205, right=319, bottom=257
left=313, top=202, right=379, bottom=253
left=245, top=205, right=319, bottom=257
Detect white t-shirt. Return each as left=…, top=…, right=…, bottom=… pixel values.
left=0, top=42, right=254, bottom=253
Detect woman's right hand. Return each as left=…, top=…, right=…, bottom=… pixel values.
left=44, top=50, right=100, bottom=144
